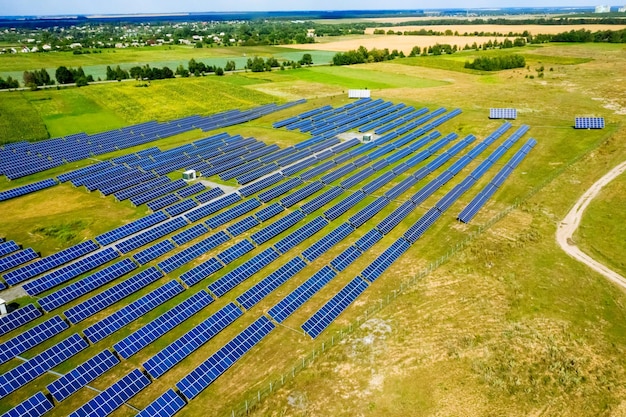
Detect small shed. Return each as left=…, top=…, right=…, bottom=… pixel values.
left=348, top=89, right=371, bottom=99
left=182, top=170, right=197, bottom=181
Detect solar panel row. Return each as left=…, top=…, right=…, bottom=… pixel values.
left=217, top=239, right=256, bottom=265
left=96, top=211, right=168, bottom=246
left=64, top=267, right=163, bottom=324
left=116, top=216, right=188, bottom=254
left=136, top=389, right=186, bottom=417
left=133, top=239, right=176, bottom=265
left=209, top=247, right=280, bottom=297
left=0, top=315, right=68, bottom=365
left=158, top=231, right=230, bottom=274
left=360, top=239, right=411, bottom=282
left=0, top=392, right=53, bottom=417
left=0, top=304, right=41, bottom=337
left=274, top=216, right=329, bottom=254
left=302, top=222, right=355, bottom=262
left=250, top=210, right=306, bottom=245
left=205, top=198, right=261, bottom=229
left=0, top=248, right=38, bottom=274
left=0, top=178, right=58, bottom=202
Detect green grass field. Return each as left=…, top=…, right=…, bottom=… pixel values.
left=0, top=40, right=625, bottom=417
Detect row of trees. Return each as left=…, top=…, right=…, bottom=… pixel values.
left=332, top=46, right=405, bottom=66
left=464, top=55, right=526, bottom=71
left=0, top=76, right=19, bottom=89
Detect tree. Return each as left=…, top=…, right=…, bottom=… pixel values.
left=176, top=64, right=190, bottom=77
left=215, top=66, right=224, bottom=76
left=0, top=76, right=19, bottom=89
left=224, top=60, right=236, bottom=71
left=56, top=66, right=73, bottom=84
left=299, top=53, right=313, bottom=66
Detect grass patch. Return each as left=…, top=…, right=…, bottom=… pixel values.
left=0, top=92, right=49, bottom=143
left=32, top=220, right=88, bottom=244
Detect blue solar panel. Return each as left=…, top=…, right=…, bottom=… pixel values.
left=114, top=290, right=213, bottom=359
left=206, top=198, right=261, bottom=229
left=323, top=191, right=366, bottom=220
left=239, top=173, right=284, bottom=197
left=575, top=117, right=604, bottom=129
left=38, top=258, right=137, bottom=312
left=489, top=108, right=517, bottom=119
left=23, top=247, right=120, bottom=296
left=300, top=160, right=336, bottom=181
left=0, top=333, right=88, bottom=398
left=403, top=207, right=442, bottom=243
left=177, top=182, right=206, bottom=198
left=302, top=222, right=355, bottom=262
left=68, top=369, right=150, bottom=417
left=136, top=389, right=186, bottom=417
left=330, top=245, right=362, bottom=272
left=158, top=231, right=230, bottom=274
left=114, top=177, right=171, bottom=201
left=164, top=198, right=198, bottom=217
left=279, top=181, right=325, bottom=208
left=258, top=177, right=303, bottom=203
left=362, top=171, right=396, bottom=195
left=274, top=216, right=328, bottom=254
left=376, top=201, right=415, bottom=235
left=0, top=248, right=39, bottom=274
left=47, top=349, right=120, bottom=402
left=0, top=392, right=53, bottom=417
left=176, top=316, right=275, bottom=400
left=250, top=210, right=306, bottom=245
left=354, top=228, right=384, bottom=251
left=301, top=186, right=343, bottom=214
left=0, top=241, right=19, bottom=257
left=4, top=240, right=99, bottom=285
left=361, top=238, right=411, bottom=282
left=64, top=267, right=163, bottom=324
left=217, top=239, right=256, bottom=265
left=117, top=217, right=188, bottom=254
left=143, top=302, right=243, bottom=379
left=321, top=163, right=357, bottom=184
left=255, top=202, right=285, bottom=222
left=0, top=304, right=41, bottom=337
left=185, top=193, right=242, bottom=222
left=131, top=180, right=188, bottom=206
left=209, top=248, right=280, bottom=297
left=147, top=193, right=181, bottom=212
left=302, top=277, right=369, bottom=338
left=83, top=280, right=184, bottom=343
left=96, top=211, right=168, bottom=246
left=268, top=266, right=337, bottom=323
left=341, top=167, right=374, bottom=189
left=226, top=216, right=260, bottom=237
left=348, top=197, right=390, bottom=228
left=0, top=178, right=58, bottom=202
left=0, top=315, right=68, bottom=365
left=179, top=257, right=223, bottom=287
left=171, top=223, right=208, bottom=246
left=133, top=239, right=176, bottom=265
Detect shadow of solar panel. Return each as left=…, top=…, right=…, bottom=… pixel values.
left=361, top=239, right=410, bottom=282
left=302, top=222, right=355, bottom=262
left=206, top=198, right=261, bottom=229
left=47, top=349, right=119, bottom=402
left=176, top=316, right=275, bottom=400
left=114, top=290, right=213, bottom=359
left=209, top=248, right=280, bottom=297
left=0, top=333, right=88, bottom=398
left=117, top=217, right=188, bottom=254
left=39, top=258, right=137, bottom=312
left=23, top=247, right=120, bottom=296
left=68, top=369, right=150, bottom=417
left=4, top=240, right=99, bottom=285
left=136, top=389, right=186, bottom=417
left=250, top=210, right=306, bottom=245
left=268, top=266, right=337, bottom=323
left=83, top=280, right=183, bottom=343
left=158, top=231, right=230, bottom=274
left=1, top=392, right=53, bottom=417
left=64, top=267, right=163, bottom=324
left=143, top=302, right=242, bottom=379
left=0, top=315, right=68, bottom=365
left=133, top=240, right=176, bottom=265
left=0, top=248, right=38, bottom=273
left=274, top=216, right=328, bottom=254
left=302, top=277, right=369, bottom=338
left=216, top=239, right=256, bottom=265
left=0, top=304, right=41, bottom=337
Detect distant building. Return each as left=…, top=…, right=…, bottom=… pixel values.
left=619, top=5, right=626, bottom=12
left=595, top=5, right=611, bottom=12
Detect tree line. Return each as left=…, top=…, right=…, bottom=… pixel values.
left=464, top=55, right=526, bottom=71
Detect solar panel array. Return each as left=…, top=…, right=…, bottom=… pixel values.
left=114, top=290, right=213, bottom=359
left=136, top=389, right=186, bottom=417
left=158, top=231, right=230, bottom=274
left=68, top=369, right=150, bottom=417
left=0, top=315, right=68, bottom=365
left=250, top=210, right=306, bottom=245
left=0, top=392, right=53, bottom=417
left=575, top=117, right=605, bottom=129
left=0, top=248, right=38, bottom=274
left=47, top=349, right=120, bottom=402
left=143, top=302, right=243, bottom=378
left=176, top=316, right=275, bottom=400
left=489, top=108, right=517, bottom=119
left=83, top=280, right=184, bottom=343
left=96, top=211, right=168, bottom=246
left=302, top=222, right=355, bottom=262
left=0, top=178, right=58, bottom=202
left=209, top=247, right=280, bottom=297
left=116, top=217, right=188, bottom=254
left=0, top=304, right=41, bottom=337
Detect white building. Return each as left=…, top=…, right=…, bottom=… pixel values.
left=618, top=5, right=626, bottom=12
left=595, top=5, right=611, bottom=12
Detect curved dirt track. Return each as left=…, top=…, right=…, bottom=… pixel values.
left=556, top=161, right=626, bottom=290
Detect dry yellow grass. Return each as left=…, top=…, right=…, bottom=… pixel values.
left=363, top=24, right=626, bottom=35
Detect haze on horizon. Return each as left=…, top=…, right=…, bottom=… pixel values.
left=0, top=0, right=596, bottom=17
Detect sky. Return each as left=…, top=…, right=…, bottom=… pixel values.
left=0, top=0, right=597, bottom=16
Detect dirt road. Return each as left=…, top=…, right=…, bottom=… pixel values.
left=556, top=161, right=626, bottom=290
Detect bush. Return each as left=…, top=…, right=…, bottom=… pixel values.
left=464, top=54, right=526, bottom=71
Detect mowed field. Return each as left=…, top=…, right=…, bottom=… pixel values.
left=0, top=38, right=625, bottom=417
